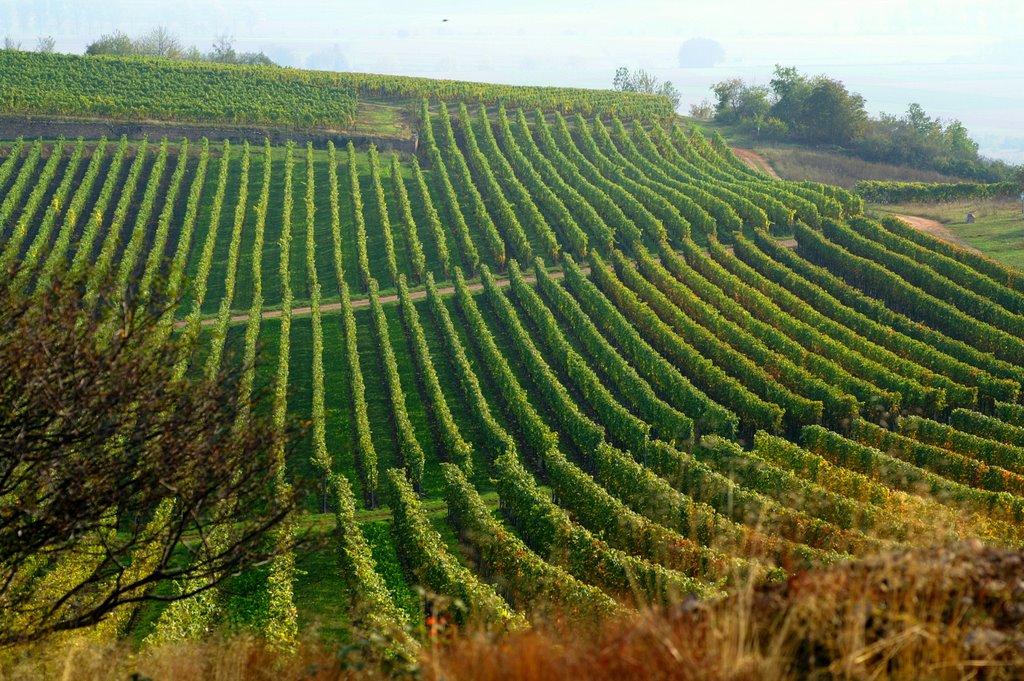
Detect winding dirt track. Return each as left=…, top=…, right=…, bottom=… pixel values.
left=731, top=147, right=781, bottom=179
left=728, top=147, right=981, bottom=254
left=889, top=214, right=981, bottom=253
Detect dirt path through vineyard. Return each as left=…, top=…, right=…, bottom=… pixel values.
left=731, top=147, right=781, bottom=179
left=177, top=267, right=584, bottom=327
left=890, top=214, right=980, bottom=253
left=728, top=147, right=980, bottom=255
left=175, top=233, right=802, bottom=328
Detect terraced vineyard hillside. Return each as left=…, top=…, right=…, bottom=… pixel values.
left=2, top=98, right=1023, bottom=652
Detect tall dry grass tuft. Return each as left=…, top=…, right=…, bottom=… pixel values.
left=2, top=543, right=1021, bottom=680
left=423, top=541, right=1024, bottom=681
left=0, top=635, right=388, bottom=681
left=756, top=147, right=970, bottom=188
left=873, top=197, right=1020, bottom=224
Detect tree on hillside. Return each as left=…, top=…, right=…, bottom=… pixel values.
left=800, top=77, right=867, bottom=146
left=0, top=270, right=303, bottom=646
left=943, top=120, right=979, bottom=160
left=613, top=67, right=681, bottom=110
left=712, top=78, right=770, bottom=123
left=714, top=66, right=867, bottom=145
left=137, top=26, right=184, bottom=59
left=86, top=27, right=184, bottom=59
left=85, top=29, right=276, bottom=66
left=858, top=103, right=986, bottom=176
left=210, top=34, right=238, bottom=64
left=35, top=36, right=56, bottom=54
left=767, top=65, right=812, bottom=126
left=709, top=78, right=743, bottom=121
left=688, top=99, right=714, bottom=120
left=85, top=30, right=136, bottom=56
left=209, top=35, right=276, bottom=67
left=707, top=65, right=1014, bottom=179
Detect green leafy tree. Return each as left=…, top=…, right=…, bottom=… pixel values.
left=739, top=114, right=788, bottom=140
left=768, top=65, right=812, bottom=130
left=613, top=66, right=681, bottom=110
left=711, top=77, right=746, bottom=122
left=737, top=85, right=772, bottom=120
left=857, top=102, right=988, bottom=174
left=85, top=31, right=135, bottom=56
left=715, top=67, right=867, bottom=146
left=943, top=120, right=979, bottom=160
left=137, top=26, right=183, bottom=59
left=800, top=77, right=867, bottom=146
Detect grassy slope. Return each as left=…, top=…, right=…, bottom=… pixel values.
left=759, top=146, right=972, bottom=188
left=723, top=133, right=1024, bottom=271
left=696, top=117, right=974, bottom=189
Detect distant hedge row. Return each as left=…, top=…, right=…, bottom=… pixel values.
left=854, top=180, right=1020, bottom=204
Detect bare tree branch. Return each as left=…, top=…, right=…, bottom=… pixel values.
left=0, top=266, right=306, bottom=647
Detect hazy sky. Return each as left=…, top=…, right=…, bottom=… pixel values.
left=4, top=0, right=1023, bottom=161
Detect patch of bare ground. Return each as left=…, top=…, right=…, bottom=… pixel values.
left=891, top=213, right=982, bottom=253
left=731, top=147, right=781, bottom=179
left=175, top=267, right=583, bottom=328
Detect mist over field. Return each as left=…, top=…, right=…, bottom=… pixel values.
left=4, top=0, right=1022, bottom=160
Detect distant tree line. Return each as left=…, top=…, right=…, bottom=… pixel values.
left=86, top=28, right=276, bottom=66
left=3, top=35, right=56, bottom=53
left=2, top=27, right=276, bottom=67
left=709, top=66, right=1017, bottom=182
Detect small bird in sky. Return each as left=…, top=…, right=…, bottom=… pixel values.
left=442, top=18, right=448, bottom=22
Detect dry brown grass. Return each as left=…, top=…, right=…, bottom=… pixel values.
left=0, top=635, right=393, bottom=681
left=756, top=147, right=969, bottom=189
left=3, top=543, right=1021, bottom=681
left=871, top=198, right=1020, bottom=225
left=423, top=541, right=1024, bottom=681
